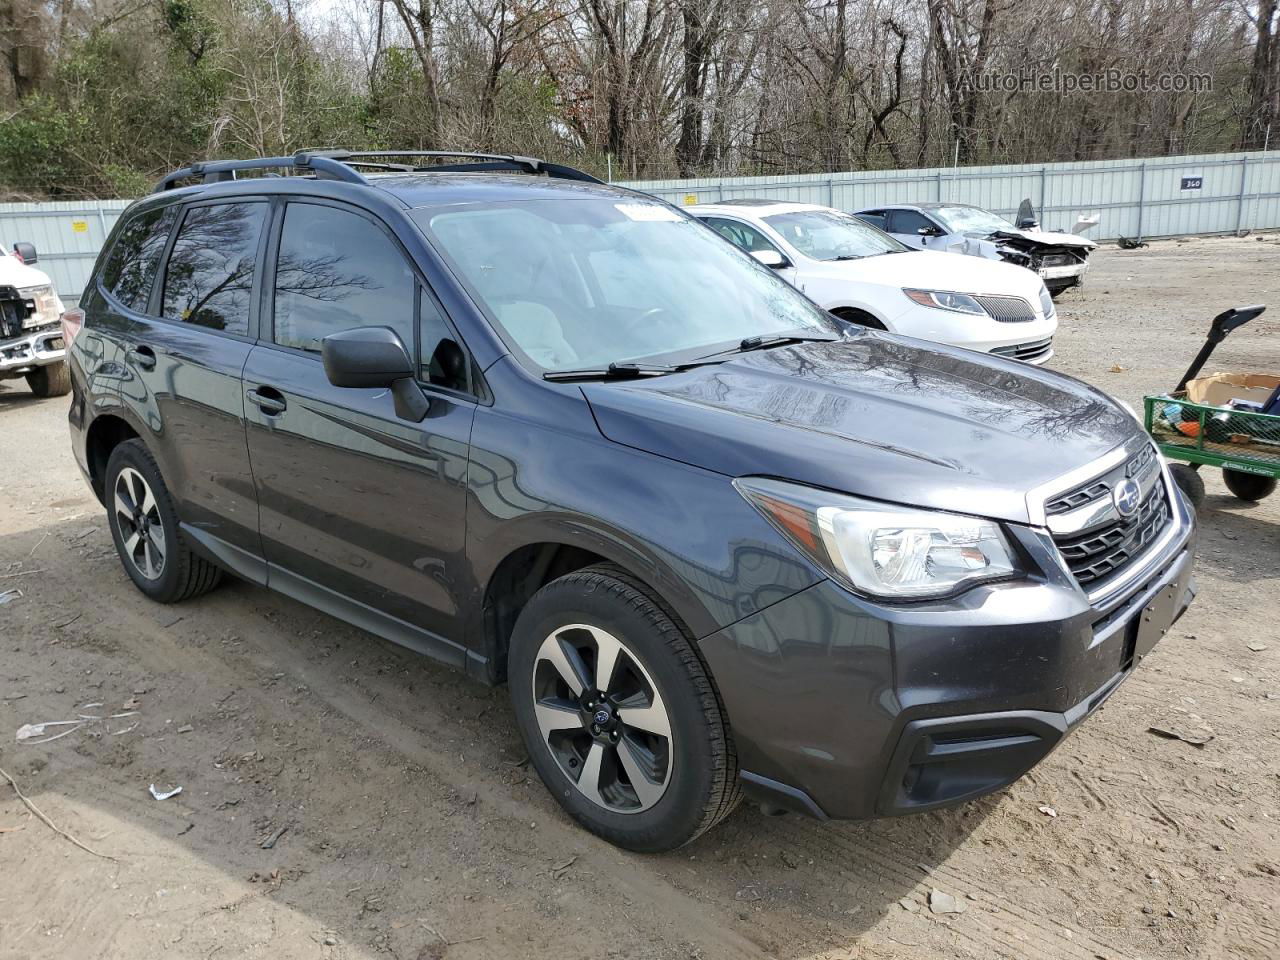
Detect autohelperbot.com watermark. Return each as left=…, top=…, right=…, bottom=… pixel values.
left=962, top=68, right=1212, bottom=95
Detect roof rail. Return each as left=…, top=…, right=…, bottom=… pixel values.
left=154, top=149, right=602, bottom=193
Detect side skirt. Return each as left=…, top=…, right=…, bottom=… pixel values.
left=181, top=522, right=476, bottom=675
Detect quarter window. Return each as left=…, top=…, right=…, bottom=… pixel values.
left=100, top=205, right=178, bottom=313
left=161, top=202, right=267, bottom=335
left=272, top=203, right=415, bottom=353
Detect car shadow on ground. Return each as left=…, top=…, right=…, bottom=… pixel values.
left=1, top=511, right=995, bottom=959
left=0, top=382, right=43, bottom=408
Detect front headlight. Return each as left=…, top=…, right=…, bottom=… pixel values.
left=735, top=477, right=1022, bottom=600
left=1039, top=284, right=1054, bottom=318
left=903, top=289, right=986, bottom=316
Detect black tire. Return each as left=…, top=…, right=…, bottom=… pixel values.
left=832, top=307, right=887, bottom=331
left=508, top=563, right=740, bottom=852
left=104, top=439, right=222, bottom=603
left=1169, top=463, right=1206, bottom=511
left=1222, top=468, right=1277, bottom=502
left=26, top=361, right=71, bottom=398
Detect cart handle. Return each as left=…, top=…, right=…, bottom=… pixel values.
left=1175, top=304, right=1267, bottom=392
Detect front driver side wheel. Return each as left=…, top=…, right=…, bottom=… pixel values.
left=104, top=440, right=222, bottom=603
left=509, top=564, right=741, bottom=851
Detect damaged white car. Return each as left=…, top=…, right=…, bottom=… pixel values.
left=0, top=241, right=70, bottom=397
left=855, top=203, right=1097, bottom=297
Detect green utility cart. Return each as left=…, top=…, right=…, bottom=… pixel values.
left=1144, top=305, right=1278, bottom=507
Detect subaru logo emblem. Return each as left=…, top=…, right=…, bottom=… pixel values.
left=1113, top=478, right=1142, bottom=517
left=593, top=709, right=611, bottom=726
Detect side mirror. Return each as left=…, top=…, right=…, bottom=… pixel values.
left=751, top=249, right=790, bottom=269
left=12, top=242, right=36, bottom=265
left=321, top=326, right=429, bottom=421
left=916, top=225, right=943, bottom=237
left=1016, top=217, right=1039, bottom=230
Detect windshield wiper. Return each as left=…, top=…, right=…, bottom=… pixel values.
left=736, top=333, right=837, bottom=352
left=828, top=254, right=864, bottom=261
left=543, top=360, right=718, bottom=382
left=692, top=333, right=837, bottom=362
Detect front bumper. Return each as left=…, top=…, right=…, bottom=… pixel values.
left=699, top=482, right=1197, bottom=820
left=885, top=303, right=1058, bottom=365
left=1038, top=263, right=1088, bottom=282
left=0, top=323, right=66, bottom=374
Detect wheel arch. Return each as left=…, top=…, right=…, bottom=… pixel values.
left=474, top=535, right=713, bottom=687
left=828, top=304, right=891, bottom=331
left=84, top=412, right=141, bottom=503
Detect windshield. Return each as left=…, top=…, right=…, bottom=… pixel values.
left=413, top=199, right=833, bottom=371
left=762, top=209, right=906, bottom=261
left=931, top=206, right=1015, bottom=236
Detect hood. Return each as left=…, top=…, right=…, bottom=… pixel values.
left=583, top=332, right=1140, bottom=524
left=989, top=229, right=1097, bottom=250
left=824, top=249, right=1045, bottom=301
left=0, top=252, right=53, bottom=289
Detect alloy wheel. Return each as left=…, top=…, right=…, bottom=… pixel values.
left=531, top=624, right=673, bottom=814
left=113, top=466, right=166, bottom=580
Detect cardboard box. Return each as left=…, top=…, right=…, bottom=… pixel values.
left=1184, top=372, right=1280, bottom=409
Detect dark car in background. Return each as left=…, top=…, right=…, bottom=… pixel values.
left=65, top=151, right=1196, bottom=851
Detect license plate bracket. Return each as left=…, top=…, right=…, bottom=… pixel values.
left=1133, top=581, right=1182, bottom=661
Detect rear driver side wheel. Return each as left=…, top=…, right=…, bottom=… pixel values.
left=105, top=440, right=222, bottom=603
left=509, top=564, right=740, bottom=851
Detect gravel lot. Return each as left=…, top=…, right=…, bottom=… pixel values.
left=1, top=235, right=1277, bottom=960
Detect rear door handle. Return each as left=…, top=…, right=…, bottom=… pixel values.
left=246, top=387, right=287, bottom=416
left=126, top=345, right=157, bottom=370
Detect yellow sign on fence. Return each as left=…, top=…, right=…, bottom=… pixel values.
left=682, top=194, right=698, bottom=206
left=71, top=220, right=88, bottom=233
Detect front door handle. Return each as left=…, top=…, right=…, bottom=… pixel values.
left=126, top=345, right=157, bottom=370
left=246, top=387, right=287, bottom=416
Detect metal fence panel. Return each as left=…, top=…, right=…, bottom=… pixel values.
left=0, top=199, right=131, bottom=305
left=2, top=151, right=1277, bottom=306
left=625, top=150, right=1280, bottom=244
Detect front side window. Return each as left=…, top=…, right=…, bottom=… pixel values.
left=161, top=202, right=267, bottom=335
left=699, top=217, right=781, bottom=255
left=272, top=203, right=416, bottom=353
left=414, top=199, right=833, bottom=372
left=764, top=209, right=907, bottom=261
left=885, top=209, right=939, bottom=236
left=929, top=206, right=1014, bottom=236
left=100, top=205, right=178, bottom=312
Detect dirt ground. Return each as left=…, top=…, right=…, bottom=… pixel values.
left=1, top=235, right=1278, bottom=960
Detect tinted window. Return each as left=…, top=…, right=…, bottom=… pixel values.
left=699, top=217, right=781, bottom=254
left=855, top=212, right=887, bottom=230
left=886, top=210, right=939, bottom=235
left=272, top=203, right=415, bottom=353
left=161, top=202, right=267, bottom=334
left=100, top=206, right=178, bottom=312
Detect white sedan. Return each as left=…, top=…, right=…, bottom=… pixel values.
left=689, top=200, right=1058, bottom=364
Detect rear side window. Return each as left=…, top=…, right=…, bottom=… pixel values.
left=272, top=203, right=415, bottom=353
left=99, top=206, right=178, bottom=312
left=161, top=202, right=268, bottom=335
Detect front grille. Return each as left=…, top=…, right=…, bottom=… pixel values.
left=1046, top=444, right=1156, bottom=516
left=991, top=337, right=1053, bottom=362
left=1049, top=445, right=1171, bottom=589
left=975, top=294, right=1036, bottom=322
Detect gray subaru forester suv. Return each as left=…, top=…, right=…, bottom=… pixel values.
left=65, top=150, right=1197, bottom=851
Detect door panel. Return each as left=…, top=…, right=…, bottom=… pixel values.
left=242, top=346, right=475, bottom=642
left=118, top=199, right=267, bottom=567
